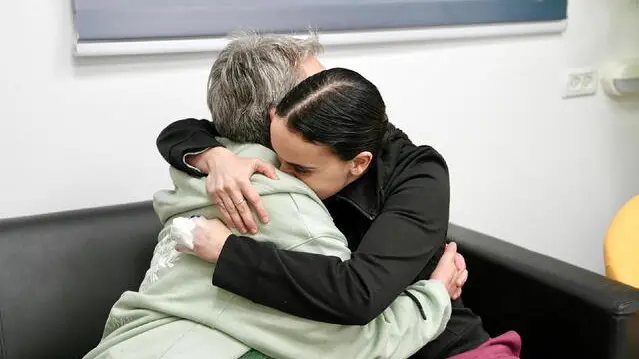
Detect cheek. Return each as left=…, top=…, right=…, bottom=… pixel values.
left=294, top=173, right=330, bottom=199
left=307, top=169, right=349, bottom=199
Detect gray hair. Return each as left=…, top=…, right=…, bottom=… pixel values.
left=207, top=32, right=323, bottom=147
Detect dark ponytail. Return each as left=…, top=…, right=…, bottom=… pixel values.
left=275, top=68, right=388, bottom=161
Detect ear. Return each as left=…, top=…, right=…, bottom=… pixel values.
left=349, top=152, right=373, bottom=177
left=268, top=108, right=277, bottom=122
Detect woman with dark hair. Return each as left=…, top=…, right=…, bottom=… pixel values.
left=159, top=67, right=521, bottom=359
left=270, top=67, right=389, bottom=200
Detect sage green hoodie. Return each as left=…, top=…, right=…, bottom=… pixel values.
left=83, top=139, right=451, bottom=359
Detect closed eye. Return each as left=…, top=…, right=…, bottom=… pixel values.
left=278, top=156, right=315, bottom=176
left=292, top=165, right=312, bottom=174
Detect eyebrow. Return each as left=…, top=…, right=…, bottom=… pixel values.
left=283, top=160, right=316, bottom=171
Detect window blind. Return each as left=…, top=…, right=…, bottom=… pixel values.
left=73, top=0, right=568, bottom=42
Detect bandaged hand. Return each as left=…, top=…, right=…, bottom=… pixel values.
left=173, top=217, right=232, bottom=263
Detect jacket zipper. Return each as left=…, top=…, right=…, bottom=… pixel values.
left=336, top=195, right=375, bottom=221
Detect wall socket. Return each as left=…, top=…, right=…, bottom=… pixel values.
left=563, top=68, right=598, bottom=98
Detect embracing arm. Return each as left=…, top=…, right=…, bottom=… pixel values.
left=213, top=188, right=456, bottom=359
left=156, top=119, right=276, bottom=232
left=156, top=118, right=223, bottom=176
left=213, top=156, right=450, bottom=325
left=223, top=277, right=452, bottom=359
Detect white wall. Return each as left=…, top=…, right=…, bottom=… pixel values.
left=1, top=1, right=638, bottom=273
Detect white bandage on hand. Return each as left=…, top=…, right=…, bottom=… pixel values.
left=170, top=217, right=198, bottom=253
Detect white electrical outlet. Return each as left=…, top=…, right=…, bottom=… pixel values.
left=563, top=68, right=598, bottom=98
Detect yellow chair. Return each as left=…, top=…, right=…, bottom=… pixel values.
left=604, top=194, right=639, bottom=288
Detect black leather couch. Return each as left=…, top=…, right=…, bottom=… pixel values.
left=0, top=201, right=638, bottom=359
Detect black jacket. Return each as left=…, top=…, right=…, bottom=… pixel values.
left=157, top=119, right=489, bottom=359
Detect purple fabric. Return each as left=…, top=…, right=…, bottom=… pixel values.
left=447, top=331, right=522, bottom=359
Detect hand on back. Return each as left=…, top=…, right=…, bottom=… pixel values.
left=188, top=147, right=276, bottom=234
left=430, top=242, right=468, bottom=300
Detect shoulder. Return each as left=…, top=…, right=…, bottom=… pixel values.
left=253, top=172, right=336, bottom=231
left=400, top=144, right=448, bottom=174
left=378, top=129, right=450, bottom=226
left=250, top=174, right=349, bottom=257
left=382, top=140, right=449, bottom=199
left=251, top=171, right=331, bottom=224
left=382, top=123, right=448, bottom=178
left=220, top=139, right=279, bottom=165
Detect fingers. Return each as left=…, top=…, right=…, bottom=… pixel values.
left=239, top=181, right=269, bottom=227
left=213, top=197, right=233, bottom=229
left=253, top=159, right=279, bottom=180
left=448, top=268, right=468, bottom=300
left=452, top=287, right=462, bottom=300
left=230, top=183, right=259, bottom=234
left=207, top=176, right=233, bottom=229
left=456, top=269, right=468, bottom=288
left=430, top=242, right=467, bottom=300
left=441, top=241, right=457, bottom=261
left=217, top=188, right=247, bottom=234
left=206, top=158, right=273, bottom=235
left=430, top=244, right=459, bottom=295
left=454, top=253, right=466, bottom=272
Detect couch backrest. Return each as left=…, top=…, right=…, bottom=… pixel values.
left=0, top=201, right=160, bottom=359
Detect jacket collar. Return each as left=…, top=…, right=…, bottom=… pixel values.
left=330, top=123, right=409, bottom=220
left=333, top=155, right=385, bottom=220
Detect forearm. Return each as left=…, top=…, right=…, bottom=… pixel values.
left=214, top=228, right=444, bottom=325
left=361, top=280, right=451, bottom=359
left=213, top=235, right=381, bottom=324
left=156, top=118, right=223, bottom=175
left=216, top=280, right=450, bottom=359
